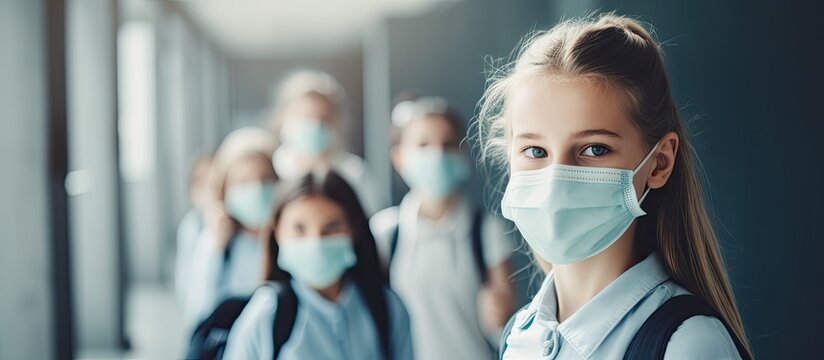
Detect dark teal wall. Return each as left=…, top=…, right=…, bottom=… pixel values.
left=590, top=1, right=823, bottom=357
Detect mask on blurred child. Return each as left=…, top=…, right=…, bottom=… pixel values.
left=400, top=147, right=471, bottom=200
left=225, top=182, right=277, bottom=228
left=278, top=235, right=357, bottom=288
left=280, top=117, right=333, bottom=155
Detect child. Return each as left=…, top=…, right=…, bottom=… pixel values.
left=371, top=95, right=516, bottom=360
left=183, top=128, right=278, bottom=331
left=474, top=14, right=752, bottom=359
left=269, top=70, right=383, bottom=214
left=223, top=169, right=413, bottom=360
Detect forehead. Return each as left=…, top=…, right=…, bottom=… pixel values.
left=225, top=155, right=270, bottom=177
left=286, top=94, right=335, bottom=116
left=506, top=76, right=636, bottom=138
left=401, top=114, right=458, bottom=140
left=280, top=195, right=345, bottom=220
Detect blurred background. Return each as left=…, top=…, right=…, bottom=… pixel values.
left=1, top=0, right=822, bottom=359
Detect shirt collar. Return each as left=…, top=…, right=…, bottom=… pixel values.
left=400, top=192, right=472, bottom=239
left=290, top=278, right=356, bottom=318
left=523, top=253, right=671, bottom=358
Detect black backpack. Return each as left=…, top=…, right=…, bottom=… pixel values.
left=622, top=295, right=751, bottom=360
left=186, top=282, right=298, bottom=360
left=498, top=295, right=751, bottom=360
left=388, top=209, right=488, bottom=283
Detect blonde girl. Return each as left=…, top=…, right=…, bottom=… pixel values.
left=475, top=14, right=752, bottom=359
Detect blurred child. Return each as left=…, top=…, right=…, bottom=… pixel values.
left=223, top=169, right=413, bottom=359
left=269, top=70, right=383, bottom=214
left=370, top=95, right=516, bottom=360
left=175, top=153, right=214, bottom=306
left=183, top=127, right=279, bottom=331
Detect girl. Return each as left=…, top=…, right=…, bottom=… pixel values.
left=184, top=127, right=279, bottom=330
left=176, top=153, right=214, bottom=306
left=474, top=14, right=753, bottom=359
left=269, top=70, right=383, bottom=214
left=223, top=169, right=413, bottom=360
left=370, top=95, right=516, bottom=360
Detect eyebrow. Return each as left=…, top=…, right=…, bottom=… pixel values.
left=513, top=132, right=544, bottom=140
left=513, top=129, right=622, bottom=141
left=573, top=129, right=623, bottom=139
left=324, top=219, right=344, bottom=229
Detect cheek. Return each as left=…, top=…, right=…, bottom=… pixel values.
left=509, top=159, right=531, bottom=172
left=274, top=224, right=293, bottom=240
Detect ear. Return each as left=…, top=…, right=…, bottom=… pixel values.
left=390, top=146, right=403, bottom=173
left=646, top=132, right=679, bottom=190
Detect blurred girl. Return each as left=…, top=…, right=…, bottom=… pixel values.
left=175, top=153, right=214, bottom=306
left=184, top=128, right=279, bottom=330
left=223, top=169, right=413, bottom=360
left=370, top=95, right=516, bottom=360
left=269, top=70, right=383, bottom=214
left=475, top=14, right=752, bottom=359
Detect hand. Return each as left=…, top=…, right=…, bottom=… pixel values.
left=478, top=284, right=516, bottom=330
left=203, top=200, right=234, bottom=250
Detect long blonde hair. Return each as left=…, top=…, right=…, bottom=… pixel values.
left=473, top=13, right=752, bottom=356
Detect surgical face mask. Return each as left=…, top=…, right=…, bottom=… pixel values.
left=225, top=182, right=277, bottom=229
left=399, top=147, right=471, bottom=200
left=277, top=235, right=357, bottom=288
left=501, top=143, right=659, bottom=264
left=280, top=117, right=333, bottom=155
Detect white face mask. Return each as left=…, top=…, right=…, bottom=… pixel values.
left=277, top=235, right=357, bottom=288
left=280, top=117, right=333, bottom=155
left=225, top=182, right=277, bottom=228
left=501, top=143, right=659, bottom=264
left=399, top=147, right=471, bottom=200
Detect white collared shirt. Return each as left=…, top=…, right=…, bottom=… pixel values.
left=503, top=253, right=742, bottom=359
left=370, top=193, right=516, bottom=360
left=223, top=279, right=413, bottom=360
left=183, top=231, right=264, bottom=332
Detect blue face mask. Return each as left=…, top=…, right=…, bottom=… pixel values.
left=501, top=143, right=659, bottom=264
left=400, top=147, right=471, bottom=200
left=225, top=182, right=277, bottom=229
left=281, top=117, right=333, bottom=155
left=277, top=235, right=357, bottom=288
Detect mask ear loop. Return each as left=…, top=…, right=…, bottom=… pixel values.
left=633, top=142, right=660, bottom=205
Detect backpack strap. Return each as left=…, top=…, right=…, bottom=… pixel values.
left=218, top=237, right=235, bottom=289
left=388, top=224, right=400, bottom=266
left=623, top=295, right=751, bottom=360
left=186, top=296, right=251, bottom=360
left=469, top=210, right=487, bottom=284
left=270, top=282, right=299, bottom=360
left=374, top=289, right=392, bottom=360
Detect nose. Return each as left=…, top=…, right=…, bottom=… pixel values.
left=548, top=148, right=577, bottom=167
left=303, top=227, right=325, bottom=238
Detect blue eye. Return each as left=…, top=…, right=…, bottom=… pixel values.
left=582, top=145, right=610, bottom=157
left=523, top=146, right=547, bottom=159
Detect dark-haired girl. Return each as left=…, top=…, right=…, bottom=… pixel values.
left=223, top=169, right=413, bottom=360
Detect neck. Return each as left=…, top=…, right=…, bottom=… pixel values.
left=297, top=152, right=325, bottom=167
left=417, top=192, right=459, bottom=220
left=552, top=223, right=641, bottom=322
left=315, top=279, right=344, bottom=302
left=285, top=145, right=331, bottom=171
left=240, top=226, right=260, bottom=238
